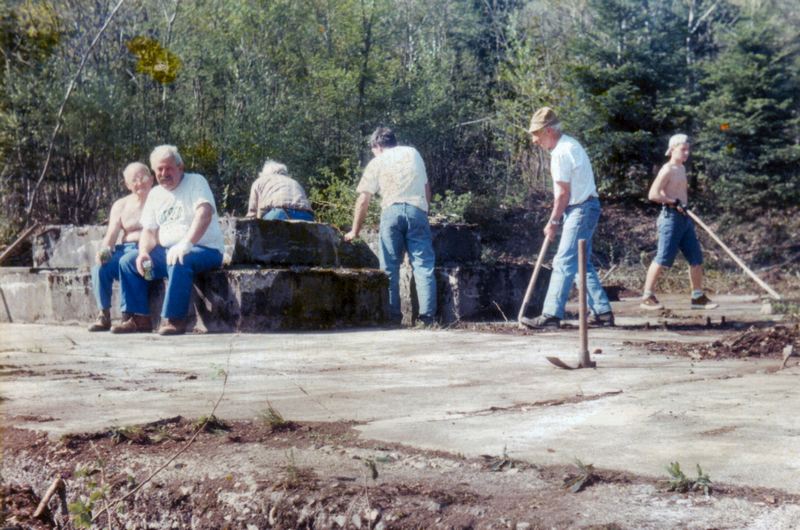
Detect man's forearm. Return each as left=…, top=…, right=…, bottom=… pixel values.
left=184, top=204, right=213, bottom=244
left=138, top=228, right=158, bottom=254
left=351, top=194, right=371, bottom=237
left=549, top=191, right=570, bottom=222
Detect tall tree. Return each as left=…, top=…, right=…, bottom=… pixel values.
left=694, top=16, right=800, bottom=212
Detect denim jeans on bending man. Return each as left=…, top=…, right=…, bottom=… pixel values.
left=541, top=197, right=612, bottom=319
left=379, top=203, right=436, bottom=322
left=117, top=245, right=223, bottom=319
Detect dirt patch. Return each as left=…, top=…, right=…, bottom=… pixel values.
left=0, top=483, right=56, bottom=529
left=636, top=324, right=799, bottom=360
left=3, top=418, right=800, bottom=529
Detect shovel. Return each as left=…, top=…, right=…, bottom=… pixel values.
left=546, top=239, right=596, bottom=370
left=517, top=237, right=551, bottom=327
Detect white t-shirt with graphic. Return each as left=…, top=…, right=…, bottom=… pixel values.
left=140, top=172, right=225, bottom=252
left=356, top=145, right=428, bottom=212
left=550, top=134, right=599, bottom=206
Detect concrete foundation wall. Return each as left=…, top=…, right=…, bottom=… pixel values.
left=359, top=223, right=481, bottom=266
left=0, top=267, right=389, bottom=331
left=32, top=219, right=378, bottom=270
left=13, top=221, right=550, bottom=329
left=401, top=263, right=551, bottom=324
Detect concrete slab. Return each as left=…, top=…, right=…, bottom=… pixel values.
left=1, top=295, right=796, bottom=496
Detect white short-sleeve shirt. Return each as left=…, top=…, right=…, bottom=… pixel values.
left=356, top=146, right=429, bottom=212
left=140, top=172, right=225, bottom=252
left=550, top=134, right=599, bottom=206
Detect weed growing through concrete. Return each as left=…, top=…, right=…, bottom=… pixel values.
left=364, top=458, right=379, bottom=481
left=665, top=462, right=713, bottom=495
left=260, top=401, right=296, bottom=431
left=193, top=414, right=230, bottom=434
left=109, top=425, right=144, bottom=444
left=279, top=449, right=316, bottom=490
left=564, top=459, right=596, bottom=493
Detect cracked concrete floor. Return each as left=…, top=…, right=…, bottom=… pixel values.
left=1, top=294, right=799, bottom=497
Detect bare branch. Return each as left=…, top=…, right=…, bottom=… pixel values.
left=24, top=0, right=127, bottom=221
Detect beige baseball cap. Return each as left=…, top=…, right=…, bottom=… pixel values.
left=665, top=133, right=689, bottom=155
left=528, top=107, right=559, bottom=133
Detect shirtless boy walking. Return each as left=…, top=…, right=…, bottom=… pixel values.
left=640, top=134, right=718, bottom=310
left=88, top=162, right=154, bottom=331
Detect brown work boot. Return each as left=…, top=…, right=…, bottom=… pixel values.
left=691, top=293, right=719, bottom=310
left=639, top=295, right=664, bottom=311
left=110, top=314, right=152, bottom=334
left=158, top=318, right=187, bottom=336
left=87, top=309, right=111, bottom=332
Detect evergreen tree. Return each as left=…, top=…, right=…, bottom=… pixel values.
left=694, top=18, right=800, bottom=213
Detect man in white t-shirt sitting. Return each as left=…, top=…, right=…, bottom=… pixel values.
left=111, top=145, right=225, bottom=335
left=524, top=107, right=614, bottom=328
left=344, top=127, right=437, bottom=325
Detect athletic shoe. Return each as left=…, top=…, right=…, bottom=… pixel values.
left=591, top=311, right=615, bottom=327
left=640, top=295, right=664, bottom=310
left=691, top=294, right=719, bottom=310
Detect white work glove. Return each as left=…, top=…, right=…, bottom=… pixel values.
left=166, top=239, right=193, bottom=266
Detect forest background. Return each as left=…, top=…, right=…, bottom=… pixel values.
left=2, top=0, right=799, bottom=263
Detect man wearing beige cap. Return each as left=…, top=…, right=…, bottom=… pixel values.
left=639, top=134, right=717, bottom=310
left=524, top=107, right=614, bottom=328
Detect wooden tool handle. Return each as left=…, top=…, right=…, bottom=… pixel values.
left=517, top=237, right=551, bottom=322
left=686, top=209, right=781, bottom=300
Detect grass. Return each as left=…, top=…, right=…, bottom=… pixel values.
left=260, top=401, right=297, bottom=432
left=665, top=462, right=712, bottom=495
left=564, top=458, right=596, bottom=493
left=278, top=449, right=316, bottom=489
left=109, top=425, right=145, bottom=445
left=193, top=414, right=230, bottom=434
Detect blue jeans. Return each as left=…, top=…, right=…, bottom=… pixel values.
left=91, top=242, right=138, bottom=310
left=262, top=208, right=315, bottom=221
left=542, top=198, right=612, bottom=319
left=655, top=208, right=703, bottom=267
left=118, top=245, right=223, bottom=319
left=379, top=203, right=437, bottom=320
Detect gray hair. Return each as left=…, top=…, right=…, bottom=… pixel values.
left=149, top=144, right=183, bottom=167
left=369, top=127, right=398, bottom=148
left=549, top=122, right=562, bottom=133
left=122, top=161, right=151, bottom=181
left=259, top=159, right=289, bottom=179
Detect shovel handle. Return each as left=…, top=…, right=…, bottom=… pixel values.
left=517, top=237, right=551, bottom=322
left=685, top=209, right=781, bottom=300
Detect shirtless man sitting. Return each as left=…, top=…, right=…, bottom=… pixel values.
left=640, top=134, right=718, bottom=310
left=88, top=162, right=154, bottom=331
